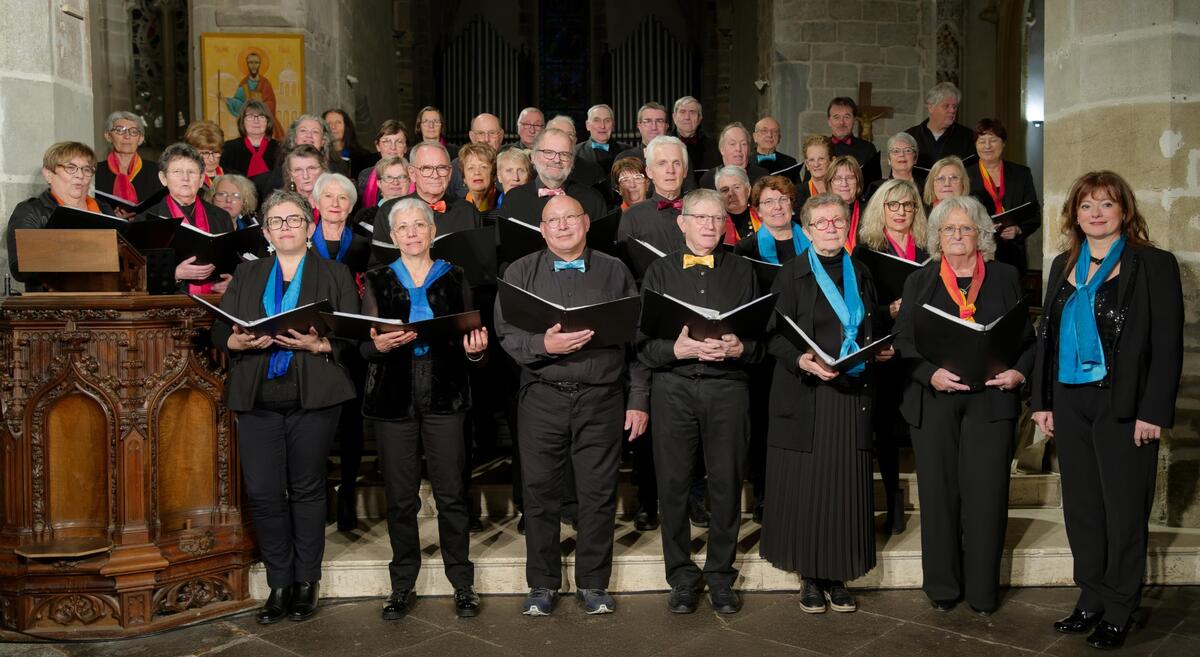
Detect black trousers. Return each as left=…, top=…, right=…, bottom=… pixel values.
left=1054, top=383, right=1158, bottom=626
left=237, top=405, right=341, bottom=589
left=376, top=412, right=474, bottom=591
left=651, top=373, right=749, bottom=589
left=910, top=389, right=1013, bottom=611
left=518, top=380, right=624, bottom=590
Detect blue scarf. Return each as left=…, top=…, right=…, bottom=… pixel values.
left=262, top=255, right=308, bottom=379
left=756, top=223, right=810, bottom=264
left=807, top=247, right=866, bottom=376
left=389, top=258, right=453, bottom=356
left=1058, top=236, right=1125, bottom=384
left=311, top=222, right=352, bottom=262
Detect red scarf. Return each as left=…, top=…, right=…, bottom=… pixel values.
left=106, top=152, right=142, bottom=203
left=244, top=136, right=270, bottom=178
left=979, top=162, right=1005, bottom=214
left=844, top=200, right=861, bottom=253
left=51, top=193, right=101, bottom=213
left=167, top=196, right=213, bottom=294
left=203, top=165, right=224, bottom=189
left=884, top=231, right=916, bottom=261
left=938, top=252, right=986, bottom=322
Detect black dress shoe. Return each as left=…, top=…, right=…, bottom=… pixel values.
left=516, top=514, right=526, bottom=535
left=1087, top=618, right=1136, bottom=650
left=468, top=516, right=485, bottom=533
left=634, top=509, right=660, bottom=531
left=825, top=582, right=856, bottom=613
left=709, top=585, right=742, bottom=614
left=1054, top=608, right=1104, bottom=634
left=930, top=598, right=958, bottom=612
left=689, top=500, right=710, bottom=529
left=752, top=503, right=764, bottom=524
left=288, top=581, right=320, bottom=621
left=799, top=578, right=827, bottom=614
left=453, top=586, right=480, bottom=618
left=969, top=604, right=993, bottom=617
left=336, top=487, right=357, bottom=532
left=883, top=492, right=906, bottom=535
left=382, top=589, right=415, bottom=620
left=256, top=586, right=291, bottom=625
left=667, top=584, right=702, bottom=614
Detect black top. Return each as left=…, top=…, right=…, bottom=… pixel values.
left=727, top=208, right=755, bottom=241
left=670, top=128, right=719, bottom=177
left=94, top=157, right=165, bottom=202
left=615, top=192, right=686, bottom=255
left=251, top=157, right=351, bottom=204
left=1045, top=276, right=1119, bottom=388
left=219, top=137, right=280, bottom=176
left=637, top=247, right=762, bottom=379
left=831, top=136, right=882, bottom=187
left=314, top=228, right=371, bottom=275
left=574, top=139, right=629, bottom=176
left=374, top=191, right=482, bottom=237
left=966, top=160, right=1041, bottom=237
left=735, top=230, right=800, bottom=264
left=494, top=248, right=649, bottom=411
left=5, top=190, right=114, bottom=287
left=905, top=119, right=976, bottom=170
left=499, top=177, right=607, bottom=229
left=1031, top=245, right=1183, bottom=427
left=138, top=197, right=235, bottom=292
left=697, top=163, right=770, bottom=191
left=613, top=143, right=647, bottom=164
left=211, top=252, right=360, bottom=412
left=864, top=172, right=928, bottom=201
left=754, top=151, right=801, bottom=183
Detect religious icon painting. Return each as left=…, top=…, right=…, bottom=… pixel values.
left=200, top=33, right=305, bottom=142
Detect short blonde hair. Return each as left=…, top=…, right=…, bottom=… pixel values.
left=926, top=195, right=997, bottom=261
left=206, top=174, right=259, bottom=214
left=859, top=179, right=926, bottom=252
left=824, top=155, right=863, bottom=197
left=923, top=156, right=968, bottom=206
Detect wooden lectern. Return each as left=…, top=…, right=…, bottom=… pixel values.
left=14, top=228, right=148, bottom=293
left=0, top=265, right=255, bottom=635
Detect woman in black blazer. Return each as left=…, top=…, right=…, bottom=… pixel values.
left=763, top=193, right=893, bottom=615
left=852, top=178, right=930, bottom=535
left=893, top=194, right=1034, bottom=616
left=211, top=190, right=359, bottom=625
left=220, top=100, right=280, bottom=178
left=966, top=119, right=1040, bottom=273
left=362, top=197, right=488, bottom=620
left=1031, top=171, right=1183, bottom=650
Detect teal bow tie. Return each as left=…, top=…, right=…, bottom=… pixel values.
left=757, top=152, right=776, bottom=162
left=553, top=259, right=586, bottom=272
left=591, top=141, right=610, bottom=151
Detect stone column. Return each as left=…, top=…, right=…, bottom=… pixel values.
left=0, top=1, right=95, bottom=283
left=1044, top=1, right=1200, bottom=527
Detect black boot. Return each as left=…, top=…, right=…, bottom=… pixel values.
left=337, top=484, right=357, bottom=532
left=256, top=586, right=291, bottom=625
left=288, top=581, right=320, bottom=621
left=883, top=488, right=906, bottom=535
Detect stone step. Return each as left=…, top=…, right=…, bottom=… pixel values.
left=337, top=468, right=1062, bottom=520
left=249, top=508, right=1200, bottom=598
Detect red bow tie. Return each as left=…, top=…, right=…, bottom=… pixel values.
left=657, top=199, right=683, bottom=211
left=831, top=136, right=851, bottom=145
left=538, top=187, right=566, bottom=197
left=428, top=200, right=447, bottom=213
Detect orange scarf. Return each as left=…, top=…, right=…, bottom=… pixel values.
left=844, top=200, right=861, bottom=253
left=106, top=152, right=142, bottom=203
left=467, top=186, right=498, bottom=213
left=938, top=252, right=986, bottom=322
left=51, top=192, right=101, bottom=213
left=807, top=179, right=818, bottom=197
left=203, top=165, right=224, bottom=189
left=979, top=162, right=1004, bottom=214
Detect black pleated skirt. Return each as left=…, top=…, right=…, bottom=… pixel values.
left=760, top=383, right=876, bottom=581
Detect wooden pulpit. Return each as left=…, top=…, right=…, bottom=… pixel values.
left=0, top=293, right=255, bottom=638
left=14, top=229, right=148, bottom=293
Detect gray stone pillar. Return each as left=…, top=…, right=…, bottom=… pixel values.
left=0, top=1, right=95, bottom=284
left=1044, top=1, right=1200, bottom=527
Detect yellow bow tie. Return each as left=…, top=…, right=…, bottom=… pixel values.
left=682, top=254, right=714, bottom=269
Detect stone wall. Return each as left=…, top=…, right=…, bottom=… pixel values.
left=1045, top=0, right=1200, bottom=526
left=0, top=0, right=94, bottom=284
left=768, top=0, right=936, bottom=163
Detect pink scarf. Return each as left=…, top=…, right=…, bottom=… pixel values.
left=167, top=196, right=213, bottom=294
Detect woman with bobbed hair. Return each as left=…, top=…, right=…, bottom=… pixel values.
left=219, top=100, right=280, bottom=178
left=922, top=156, right=968, bottom=209
left=610, top=156, right=648, bottom=211
left=95, top=110, right=164, bottom=213
left=358, top=120, right=412, bottom=207
left=185, top=120, right=226, bottom=188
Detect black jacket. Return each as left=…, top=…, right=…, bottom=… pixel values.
left=766, top=254, right=879, bottom=452
left=94, top=157, right=164, bottom=202
left=892, top=259, right=1035, bottom=427
left=905, top=120, right=976, bottom=170
left=359, top=265, right=476, bottom=420
left=755, top=151, right=801, bottom=183
left=1031, top=245, right=1183, bottom=427
left=212, top=252, right=360, bottom=412
left=5, top=191, right=114, bottom=288
left=967, top=160, right=1041, bottom=269
left=219, top=137, right=280, bottom=176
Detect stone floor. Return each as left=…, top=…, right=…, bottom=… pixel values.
left=2, top=586, right=1199, bottom=657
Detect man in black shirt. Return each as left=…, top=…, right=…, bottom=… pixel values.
left=752, top=116, right=800, bottom=183
left=670, top=96, right=717, bottom=178
left=698, top=122, right=769, bottom=190
left=905, top=82, right=976, bottom=170
left=614, top=102, right=670, bottom=164
left=495, top=195, right=649, bottom=617
left=514, top=107, right=545, bottom=150
left=616, top=135, right=689, bottom=260
left=499, top=128, right=607, bottom=229
left=575, top=104, right=627, bottom=180
left=638, top=188, right=761, bottom=615
left=450, top=112, right=505, bottom=199
left=545, top=115, right=606, bottom=199
left=827, top=97, right=882, bottom=187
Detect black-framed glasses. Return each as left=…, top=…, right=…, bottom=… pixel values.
left=265, top=215, right=306, bottom=230
left=415, top=164, right=452, bottom=177
left=535, top=149, right=574, bottom=162
left=885, top=201, right=917, bottom=213
left=380, top=174, right=408, bottom=185
left=109, top=126, right=143, bottom=137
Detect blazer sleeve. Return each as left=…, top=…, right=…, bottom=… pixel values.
left=211, top=260, right=254, bottom=359
left=892, top=269, right=939, bottom=388
left=325, top=262, right=362, bottom=367
left=1013, top=164, right=1042, bottom=238
left=1136, top=250, right=1184, bottom=427
left=733, top=271, right=764, bottom=365
left=1030, top=255, right=1067, bottom=412
left=358, top=276, right=385, bottom=361
left=1006, top=266, right=1037, bottom=378
left=621, top=269, right=651, bottom=412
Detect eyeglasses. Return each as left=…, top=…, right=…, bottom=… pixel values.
left=755, top=128, right=780, bottom=136
left=296, top=128, right=324, bottom=139
left=380, top=174, right=408, bottom=185
left=392, top=220, right=431, bottom=232
left=419, top=119, right=443, bottom=126
left=109, top=126, right=143, bottom=137
left=244, top=113, right=268, bottom=122
left=290, top=165, right=322, bottom=177
left=167, top=168, right=200, bottom=179
left=805, top=156, right=829, bottom=165
left=56, top=163, right=96, bottom=177
left=830, top=175, right=857, bottom=185
left=684, top=213, right=725, bottom=227
left=934, top=175, right=963, bottom=184
left=377, top=137, right=406, bottom=149
left=213, top=191, right=242, bottom=201
left=414, top=164, right=452, bottom=177
left=639, top=118, right=669, bottom=125
left=811, top=217, right=848, bottom=231
left=535, top=149, right=574, bottom=162
left=758, top=197, right=792, bottom=209
left=940, top=225, right=978, bottom=236
left=617, top=173, right=646, bottom=185
left=885, top=200, right=917, bottom=213
left=471, top=130, right=504, bottom=139
left=542, top=213, right=585, bottom=229
left=519, top=121, right=545, bottom=130
left=265, top=215, right=306, bottom=230
left=199, top=150, right=220, bottom=159
left=888, top=147, right=916, bottom=156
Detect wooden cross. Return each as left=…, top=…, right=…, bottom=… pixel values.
left=856, top=81, right=894, bottom=143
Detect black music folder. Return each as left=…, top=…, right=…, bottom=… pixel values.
left=191, top=297, right=333, bottom=337
left=370, top=238, right=399, bottom=265
left=169, top=222, right=267, bottom=274
left=431, top=227, right=498, bottom=286
left=496, top=279, right=641, bottom=349
left=914, top=301, right=1027, bottom=388
left=47, top=206, right=181, bottom=250
left=320, top=309, right=482, bottom=342
left=587, top=210, right=621, bottom=256
left=498, top=217, right=545, bottom=263
left=94, top=187, right=167, bottom=215
left=990, top=201, right=1037, bottom=229
left=623, top=238, right=667, bottom=279
left=740, top=255, right=784, bottom=289
left=639, top=290, right=778, bottom=342
left=774, top=310, right=895, bottom=372
left=856, top=248, right=930, bottom=304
